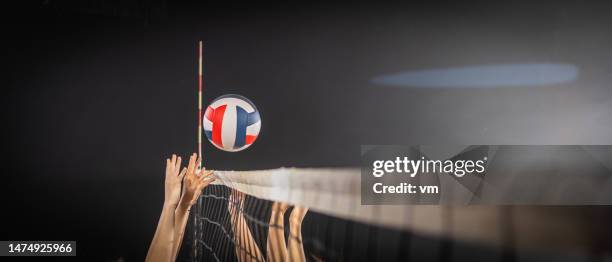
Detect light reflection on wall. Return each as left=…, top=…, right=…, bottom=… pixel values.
left=371, top=63, right=578, bottom=88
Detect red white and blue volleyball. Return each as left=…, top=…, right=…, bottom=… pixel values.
left=204, top=94, right=261, bottom=152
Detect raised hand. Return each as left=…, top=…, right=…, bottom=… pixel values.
left=171, top=153, right=215, bottom=260
left=147, top=153, right=188, bottom=262
left=289, top=206, right=309, bottom=227
left=271, top=202, right=290, bottom=215
left=180, top=153, right=215, bottom=207
left=228, top=189, right=246, bottom=215
left=164, top=154, right=186, bottom=206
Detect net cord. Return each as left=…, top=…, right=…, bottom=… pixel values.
left=206, top=168, right=600, bottom=253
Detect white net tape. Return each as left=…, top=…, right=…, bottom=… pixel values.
left=187, top=168, right=610, bottom=261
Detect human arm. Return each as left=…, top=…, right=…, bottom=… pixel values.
left=287, top=206, right=308, bottom=262
left=172, top=153, right=215, bottom=260
left=267, top=202, right=289, bottom=262
left=146, top=154, right=186, bottom=262
left=229, top=190, right=265, bottom=262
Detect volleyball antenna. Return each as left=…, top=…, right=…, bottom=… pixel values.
left=198, top=40, right=204, bottom=169
left=192, top=40, right=204, bottom=261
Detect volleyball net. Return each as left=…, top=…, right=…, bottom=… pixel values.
left=185, top=168, right=611, bottom=262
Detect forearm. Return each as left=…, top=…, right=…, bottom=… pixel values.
left=230, top=209, right=264, bottom=262
left=287, top=222, right=305, bottom=262
left=146, top=203, right=177, bottom=262
left=171, top=200, right=195, bottom=260
left=267, top=210, right=287, bottom=262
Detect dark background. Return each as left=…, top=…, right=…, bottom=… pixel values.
left=4, top=0, right=612, bottom=261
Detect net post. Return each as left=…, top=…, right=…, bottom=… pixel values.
left=198, top=40, right=203, bottom=163
left=192, top=40, right=204, bottom=262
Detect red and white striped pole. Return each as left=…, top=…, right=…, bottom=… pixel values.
left=193, top=40, right=204, bottom=262
left=198, top=41, right=203, bottom=169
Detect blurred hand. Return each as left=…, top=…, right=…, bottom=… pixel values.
left=289, top=206, right=309, bottom=227
left=271, top=202, right=290, bottom=220
left=180, top=153, right=215, bottom=207
left=164, top=154, right=186, bottom=206
left=228, top=189, right=246, bottom=214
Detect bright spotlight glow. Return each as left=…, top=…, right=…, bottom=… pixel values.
left=371, top=63, right=578, bottom=88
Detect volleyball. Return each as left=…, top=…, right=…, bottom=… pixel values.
left=203, top=94, right=261, bottom=152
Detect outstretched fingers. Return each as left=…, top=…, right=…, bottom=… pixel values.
left=190, top=176, right=215, bottom=205
left=196, top=178, right=213, bottom=192
left=198, top=171, right=215, bottom=187
left=186, top=153, right=197, bottom=176
left=197, top=169, right=213, bottom=178
left=195, top=156, right=203, bottom=173
left=166, top=154, right=181, bottom=179
left=174, top=156, right=182, bottom=175
left=178, top=167, right=187, bottom=180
